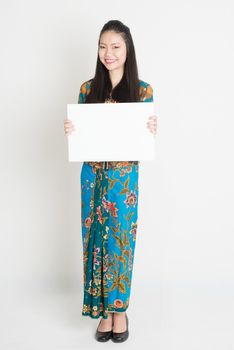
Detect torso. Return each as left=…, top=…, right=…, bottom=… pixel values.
left=81, top=79, right=153, bottom=170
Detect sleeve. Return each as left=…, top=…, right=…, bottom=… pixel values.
left=143, top=84, right=154, bottom=102
left=77, top=83, right=86, bottom=104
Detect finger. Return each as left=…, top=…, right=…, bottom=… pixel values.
left=64, top=127, right=73, bottom=134
left=64, top=123, right=72, bottom=128
left=147, top=122, right=156, bottom=128
left=149, top=126, right=156, bottom=132
left=65, top=126, right=74, bottom=132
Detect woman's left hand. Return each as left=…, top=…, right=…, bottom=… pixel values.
left=147, top=115, right=157, bottom=135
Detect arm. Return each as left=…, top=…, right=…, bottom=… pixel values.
left=144, top=84, right=157, bottom=135
left=64, top=83, right=86, bottom=136
left=78, top=83, right=86, bottom=103
left=143, top=84, right=154, bottom=102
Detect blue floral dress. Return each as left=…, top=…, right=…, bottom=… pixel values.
left=78, top=79, right=153, bottom=319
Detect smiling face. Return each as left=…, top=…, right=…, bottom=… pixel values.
left=98, top=30, right=127, bottom=72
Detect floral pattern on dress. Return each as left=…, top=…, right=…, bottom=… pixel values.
left=79, top=78, right=154, bottom=319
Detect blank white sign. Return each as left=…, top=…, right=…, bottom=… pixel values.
left=67, top=102, right=156, bottom=162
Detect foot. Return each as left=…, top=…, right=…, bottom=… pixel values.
left=113, top=312, right=127, bottom=332
left=97, top=312, right=113, bottom=332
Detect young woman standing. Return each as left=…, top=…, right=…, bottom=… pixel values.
left=64, top=20, right=157, bottom=343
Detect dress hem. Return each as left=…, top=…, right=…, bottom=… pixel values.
left=82, top=307, right=129, bottom=319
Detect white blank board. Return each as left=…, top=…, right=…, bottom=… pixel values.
left=67, top=102, right=156, bottom=162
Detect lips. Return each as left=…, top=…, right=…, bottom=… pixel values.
left=105, top=59, right=116, bottom=64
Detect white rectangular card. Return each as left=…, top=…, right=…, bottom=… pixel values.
left=67, top=102, right=156, bottom=162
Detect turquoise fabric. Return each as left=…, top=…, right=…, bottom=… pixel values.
left=78, top=79, right=154, bottom=319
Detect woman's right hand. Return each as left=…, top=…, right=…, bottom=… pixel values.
left=64, top=118, right=76, bottom=136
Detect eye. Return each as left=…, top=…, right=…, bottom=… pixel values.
left=114, top=46, right=120, bottom=48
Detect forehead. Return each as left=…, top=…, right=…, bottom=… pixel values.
left=99, top=30, right=125, bottom=45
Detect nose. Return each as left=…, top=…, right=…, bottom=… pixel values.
left=104, top=47, right=113, bottom=57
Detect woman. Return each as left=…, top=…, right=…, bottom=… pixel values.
left=64, top=20, right=157, bottom=343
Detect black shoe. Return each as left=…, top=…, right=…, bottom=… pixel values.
left=95, top=317, right=113, bottom=342
left=112, top=313, right=129, bottom=343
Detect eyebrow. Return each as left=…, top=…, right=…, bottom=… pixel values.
left=99, top=42, right=121, bottom=45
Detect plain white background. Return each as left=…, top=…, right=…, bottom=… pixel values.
left=0, top=0, right=233, bottom=349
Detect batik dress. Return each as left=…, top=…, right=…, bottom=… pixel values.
left=78, top=79, right=153, bottom=319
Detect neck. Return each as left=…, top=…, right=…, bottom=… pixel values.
left=109, top=67, right=124, bottom=89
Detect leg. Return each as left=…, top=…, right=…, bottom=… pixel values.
left=106, top=164, right=139, bottom=313
left=97, top=311, right=113, bottom=332
left=106, top=163, right=139, bottom=332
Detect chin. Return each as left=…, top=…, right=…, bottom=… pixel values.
left=104, top=66, right=115, bottom=71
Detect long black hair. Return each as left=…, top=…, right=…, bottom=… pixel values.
left=85, top=20, right=140, bottom=103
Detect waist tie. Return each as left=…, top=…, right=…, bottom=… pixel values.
left=102, top=161, right=109, bottom=170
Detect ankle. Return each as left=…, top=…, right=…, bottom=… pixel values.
left=114, top=311, right=126, bottom=318
left=102, top=313, right=113, bottom=321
